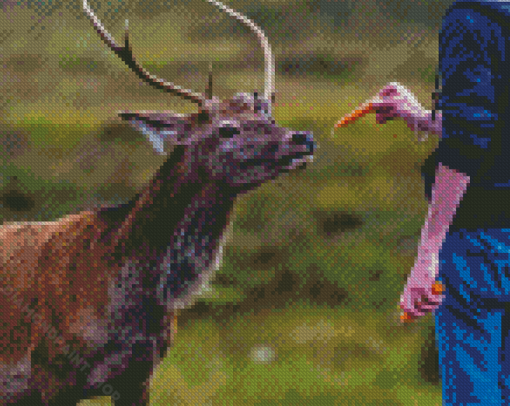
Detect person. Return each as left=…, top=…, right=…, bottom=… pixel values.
left=338, top=1, right=510, bottom=404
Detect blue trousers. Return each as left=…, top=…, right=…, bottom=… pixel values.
left=435, top=228, right=510, bottom=405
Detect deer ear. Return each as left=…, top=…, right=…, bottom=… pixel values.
left=128, top=119, right=171, bottom=155
left=118, top=112, right=190, bottom=155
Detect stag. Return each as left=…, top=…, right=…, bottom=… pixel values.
left=0, top=1, right=314, bottom=404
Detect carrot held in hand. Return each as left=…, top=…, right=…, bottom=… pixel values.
left=400, top=281, right=445, bottom=324
left=335, top=83, right=442, bottom=139
left=335, top=102, right=374, bottom=128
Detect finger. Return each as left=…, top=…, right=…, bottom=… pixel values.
left=420, top=303, right=439, bottom=311
left=335, top=102, right=374, bottom=128
left=414, top=304, right=430, bottom=316
left=399, top=298, right=413, bottom=312
left=417, top=295, right=438, bottom=305
left=416, top=295, right=436, bottom=306
left=413, top=299, right=430, bottom=314
left=423, top=296, right=445, bottom=309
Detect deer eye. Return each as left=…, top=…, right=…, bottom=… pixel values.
left=219, top=126, right=239, bottom=138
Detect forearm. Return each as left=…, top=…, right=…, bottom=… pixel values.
left=416, top=163, right=469, bottom=270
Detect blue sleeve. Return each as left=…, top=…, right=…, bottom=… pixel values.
left=424, top=1, right=510, bottom=194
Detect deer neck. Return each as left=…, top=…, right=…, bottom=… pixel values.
left=104, top=145, right=237, bottom=306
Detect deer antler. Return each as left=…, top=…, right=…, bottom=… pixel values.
left=204, top=0, right=275, bottom=102
left=82, top=0, right=207, bottom=106
left=205, top=62, right=214, bottom=100
left=83, top=0, right=275, bottom=107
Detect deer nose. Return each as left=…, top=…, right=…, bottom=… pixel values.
left=292, top=132, right=314, bottom=153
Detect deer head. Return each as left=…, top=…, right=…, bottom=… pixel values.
left=83, top=0, right=314, bottom=194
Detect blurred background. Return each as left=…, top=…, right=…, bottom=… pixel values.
left=0, top=0, right=456, bottom=404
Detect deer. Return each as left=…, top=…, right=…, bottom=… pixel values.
left=0, top=1, right=314, bottom=404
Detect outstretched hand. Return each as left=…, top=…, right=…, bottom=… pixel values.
left=336, top=82, right=428, bottom=134
left=371, top=82, right=424, bottom=125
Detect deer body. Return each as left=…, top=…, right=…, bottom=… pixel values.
left=0, top=1, right=314, bottom=405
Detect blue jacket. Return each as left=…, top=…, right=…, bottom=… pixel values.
left=422, top=1, right=510, bottom=228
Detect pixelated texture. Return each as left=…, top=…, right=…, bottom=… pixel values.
left=433, top=3, right=510, bottom=405
left=338, top=2, right=510, bottom=404
left=11, top=0, right=510, bottom=405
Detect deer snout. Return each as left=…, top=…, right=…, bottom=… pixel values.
left=291, top=132, right=314, bottom=154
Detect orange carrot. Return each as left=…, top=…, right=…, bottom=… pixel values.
left=335, top=102, right=374, bottom=128
left=400, top=312, right=415, bottom=323
left=432, top=280, right=445, bottom=295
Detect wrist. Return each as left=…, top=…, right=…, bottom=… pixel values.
left=416, top=240, right=441, bottom=262
left=414, top=250, right=440, bottom=279
left=403, top=110, right=441, bottom=139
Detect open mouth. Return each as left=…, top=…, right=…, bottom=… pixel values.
left=282, top=154, right=314, bottom=171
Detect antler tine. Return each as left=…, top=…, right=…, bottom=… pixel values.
left=205, top=62, right=213, bottom=100
left=82, top=0, right=206, bottom=107
left=206, top=0, right=275, bottom=103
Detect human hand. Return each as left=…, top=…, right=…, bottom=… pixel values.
left=370, top=82, right=423, bottom=126
left=399, top=252, right=445, bottom=323
left=336, top=82, right=428, bottom=135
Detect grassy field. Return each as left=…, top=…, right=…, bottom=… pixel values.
left=0, top=0, right=453, bottom=404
